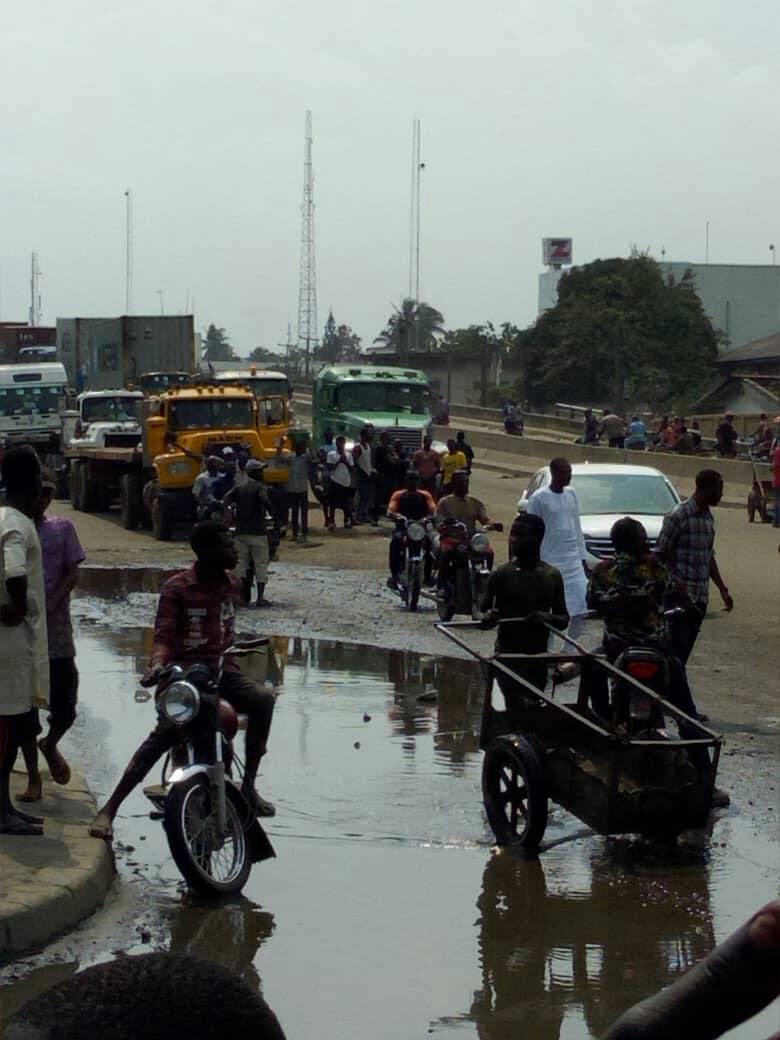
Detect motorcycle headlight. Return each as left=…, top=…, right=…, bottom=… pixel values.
left=471, top=532, right=491, bottom=554
left=407, top=521, right=426, bottom=542
left=159, top=681, right=200, bottom=725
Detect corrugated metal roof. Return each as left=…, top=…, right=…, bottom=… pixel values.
left=719, top=332, right=780, bottom=363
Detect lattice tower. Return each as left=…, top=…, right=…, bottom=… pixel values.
left=297, top=110, right=318, bottom=375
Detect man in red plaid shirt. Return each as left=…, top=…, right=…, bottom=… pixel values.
left=90, top=522, right=275, bottom=841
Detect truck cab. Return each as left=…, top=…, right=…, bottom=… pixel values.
left=65, top=389, right=144, bottom=448
left=142, top=385, right=292, bottom=539
left=312, top=364, right=433, bottom=451
left=139, top=371, right=191, bottom=395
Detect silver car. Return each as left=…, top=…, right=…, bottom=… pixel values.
left=516, top=463, right=681, bottom=566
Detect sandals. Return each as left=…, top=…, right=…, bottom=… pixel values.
left=1, top=814, right=43, bottom=836
left=89, top=812, right=114, bottom=841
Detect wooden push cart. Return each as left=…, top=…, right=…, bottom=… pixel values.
left=747, top=460, right=775, bottom=523
left=436, top=621, right=723, bottom=851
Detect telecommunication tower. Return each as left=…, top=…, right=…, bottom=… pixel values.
left=29, top=252, right=42, bottom=325
left=125, top=188, right=134, bottom=313
left=297, top=110, right=318, bottom=376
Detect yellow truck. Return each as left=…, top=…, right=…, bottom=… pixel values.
left=66, top=384, right=292, bottom=540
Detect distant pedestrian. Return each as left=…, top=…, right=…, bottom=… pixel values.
left=598, top=409, right=625, bottom=448
left=311, top=448, right=333, bottom=528
left=412, top=434, right=441, bottom=497
left=392, top=438, right=409, bottom=490
left=374, top=431, right=397, bottom=514
left=223, top=459, right=272, bottom=607
left=456, top=431, right=474, bottom=472
left=281, top=440, right=311, bottom=542
left=715, top=412, right=738, bottom=458
left=624, top=415, right=647, bottom=451
left=525, top=457, right=589, bottom=638
left=0, top=445, right=48, bottom=836
left=583, top=408, right=599, bottom=445
left=440, top=438, right=468, bottom=495
left=320, top=428, right=335, bottom=454
left=354, top=426, right=378, bottom=525
left=192, top=455, right=221, bottom=520
left=18, top=479, right=85, bottom=803
left=327, top=435, right=355, bottom=529
left=655, top=469, right=733, bottom=668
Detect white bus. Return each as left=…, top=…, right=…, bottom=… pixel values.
left=0, top=362, right=68, bottom=449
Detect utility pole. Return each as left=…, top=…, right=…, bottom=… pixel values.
left=125, top=189, right=133, bottom=314
left=278, top=322, right=295, bottom=378
left=407, top=118, right=423, bottom=351
left=29, top=252, right=42, bottom=325
left=297, top=110, right=318, bottom=379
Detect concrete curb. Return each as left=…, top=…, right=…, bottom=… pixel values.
left=0, top=770, right=115, bottom=962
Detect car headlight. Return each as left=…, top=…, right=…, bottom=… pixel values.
left=471, top=532, right=491, bottom=554
left=407, top=521, right=426, bottom=542
left=159, top=681, right=200, bottom=725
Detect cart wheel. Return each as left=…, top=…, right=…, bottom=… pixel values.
left=482, top=734, right=548, bottom=851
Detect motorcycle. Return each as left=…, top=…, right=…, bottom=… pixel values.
left=142, top=638, right=275, bottom=896
left=433, top=519, right=502, bottom=621
left=388, top=514, right=434, bottom=612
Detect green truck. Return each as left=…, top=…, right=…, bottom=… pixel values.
left=311, top=364, right=433, bottom=450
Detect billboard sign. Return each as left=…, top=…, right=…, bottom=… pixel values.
left=542, top=238, right=573, bottom=266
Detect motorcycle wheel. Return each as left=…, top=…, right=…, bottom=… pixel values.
left=164, top=775, right=251, bottom=895
left=481, top=734, right=548, bottom=851
left=407, top=563, right=421, bottom=612
left=436, top=585, right=455, bottom=622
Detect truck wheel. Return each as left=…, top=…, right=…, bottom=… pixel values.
left=69, top=463, right=81, bottom=510
left=120, top=472, right=143, bottom=530
left=80, top=467, right=100, bottom=513
left=152, top=495, right=175, bottom=541
left=55, top=469, right=70, bottom=501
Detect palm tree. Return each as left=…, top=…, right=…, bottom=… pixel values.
left=374, top=298, right=445, bottom=362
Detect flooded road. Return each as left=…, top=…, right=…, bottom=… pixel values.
left=2, top=588, right=778, bottom=1039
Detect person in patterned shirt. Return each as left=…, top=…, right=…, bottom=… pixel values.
left=90, top=522, right=276, bottom=841
left=17, top=480, right=86, bottom=803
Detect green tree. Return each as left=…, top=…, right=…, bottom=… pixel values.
left=444, top=323, right=508, bottom=407
left=375, top=298, right=445, bottom=362
left=247, top=346, right=285, bottom=366
left=515, top=256, right=718, bottom=413
left=202, top=324, right=236, bottom=363
left=315, top=311, right=363, bottom=363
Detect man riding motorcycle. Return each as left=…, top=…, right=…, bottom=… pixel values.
left=386, top=469, right=436, bottom=589
left=434, top=470, right=499, bottom=589
left=587, top=516, right=729, bottom=807
left=89, top=521, right=276, bottom=842
left=192, top=456, right=223, bottom=521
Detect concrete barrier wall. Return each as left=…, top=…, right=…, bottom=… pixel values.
left=433, top=425, right=763, bottom=489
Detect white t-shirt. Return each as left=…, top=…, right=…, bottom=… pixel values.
left=355, top=443, right=373, bottom=476
left=327, top=449, right=354, bottom=487
left=0, top=506, right=49, bottom=714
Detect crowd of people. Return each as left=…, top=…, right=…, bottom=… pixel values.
left=581, top=406, right=780, bottom=462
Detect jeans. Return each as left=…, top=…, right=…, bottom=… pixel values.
left=669, top=603, right=706, bottom=665
left=357, top=470, right=376, bottom=521
left=774, top=486, right=780, bottom=526
left=287, top=491, right=309, bottom=537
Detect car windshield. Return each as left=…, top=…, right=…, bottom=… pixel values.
left=571, top=473, right=678, bottom=515
left=168, top=397, right=254, bottom=430
left=334, top=382, right=431, bottom=414
left=82, top=396, right=141, bottom=422
left=0, top=385, right=65, bottom=417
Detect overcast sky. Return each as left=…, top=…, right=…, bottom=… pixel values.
left=2, top=0, right=778, bottom=355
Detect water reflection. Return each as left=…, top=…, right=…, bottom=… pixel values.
left=464, top=842, right=714, bottom=1039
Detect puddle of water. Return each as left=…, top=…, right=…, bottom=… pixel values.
left=75, top=565, right=179, bottom=598
left=2, top=616, right=778, bottom=1039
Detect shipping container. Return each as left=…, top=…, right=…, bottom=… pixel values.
left=56, top=315, right=197, bottom=391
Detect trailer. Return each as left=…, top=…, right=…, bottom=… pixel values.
left=56, top=315, right=197, bottom=391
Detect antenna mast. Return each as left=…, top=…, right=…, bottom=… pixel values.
left=29, top=252, right=42, bottom=325
left=297, top=110, right=318, bottom=378
left=125, top=189, right=134, bottom=313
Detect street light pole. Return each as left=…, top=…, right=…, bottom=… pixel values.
left=770, top=244, right=776, bottom=266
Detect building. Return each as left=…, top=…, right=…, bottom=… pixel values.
left=658, top=262, right=780, bottom=352
left=689, top=331, right=780, bottom=414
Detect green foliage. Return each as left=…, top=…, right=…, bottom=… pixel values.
left=202, top=324, right=236, bottom=362
left=516, top=256, right=718, bottom=413
left=247, top=346, right=285, bottom=366
left=375, top=298, right=445, bottom=361
left=316, top=310, right=362, bottom=363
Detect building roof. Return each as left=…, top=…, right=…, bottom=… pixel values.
left=718, top=332, right=780, bottom=365
left=690, top=375, right=780, bottom=413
